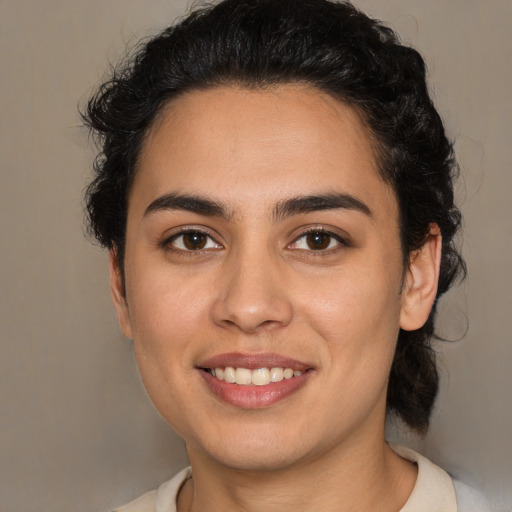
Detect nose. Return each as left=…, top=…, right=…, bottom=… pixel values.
left=211, top=249, right=294, bottom=334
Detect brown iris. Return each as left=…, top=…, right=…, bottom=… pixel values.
left=183, top=232, right=208, bottom=250
left=306, top=232, right=331, bottom=250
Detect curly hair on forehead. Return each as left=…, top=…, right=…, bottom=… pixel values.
left=83, top=0, right=465, bottom=432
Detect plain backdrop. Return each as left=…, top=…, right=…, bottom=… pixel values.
left=1, top=1, right=511, bottom=511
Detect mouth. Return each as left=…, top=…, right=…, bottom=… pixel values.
left=200, top=366, right=307, bottom=385
left=197, top=353, right=314, bottom=409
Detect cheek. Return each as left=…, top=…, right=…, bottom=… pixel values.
left=293, top=256, right=403, bottom=377
left=298, top=269, right=402, bottom=417
left=126, top=275, right=211, bottom=431
left=131, top=301, right=207, bottom=369
left=297, top=263, right=402, bottom=334
left=127, top=252, right=210, bottom=332
left=125, top=264, right=211, bottom=383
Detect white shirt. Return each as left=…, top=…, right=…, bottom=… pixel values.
left=114, top=445, right=489, bottom=512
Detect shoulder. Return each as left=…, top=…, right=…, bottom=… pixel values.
left=453, top=479, right=491, bottom=512
left=112, top=468, right=191, bottom=512
left=113, top=490, right=156, bottom=512
left=390, top=443, right=490, bottom=512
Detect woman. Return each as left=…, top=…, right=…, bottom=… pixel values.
left=84, top=0, right=488, bottom=510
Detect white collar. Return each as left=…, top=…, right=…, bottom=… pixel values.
left=117, top=444, right=458, bottom=511
left=390, top=443, right=457, bottom=512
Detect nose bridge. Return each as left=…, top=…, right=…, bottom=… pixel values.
left=212, top=241, right=293, bottom=333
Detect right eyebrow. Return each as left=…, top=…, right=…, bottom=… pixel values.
left=143, top=193, right=232, bottom=220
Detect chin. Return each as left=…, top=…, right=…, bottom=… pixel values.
left=185, top=421, right=322, bottom=472
left=207, top=444, right=307, bottom=473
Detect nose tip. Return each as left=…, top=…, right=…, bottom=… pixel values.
left=215, top=307, right=291, bottom=334
left=211, top=258, right=293, bottom=334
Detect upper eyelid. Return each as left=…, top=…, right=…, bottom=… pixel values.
left=170, top=227, right=215, bottom=236
left=296, top=227, right=343, bottom=238
left=291, top=227, right=349, bottom=243
left=162, top=227, right=223, bottom=247
left=291, top=236, right=344, bottom=252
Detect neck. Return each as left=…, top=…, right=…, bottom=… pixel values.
left=179, top=428, right=417, bottom=512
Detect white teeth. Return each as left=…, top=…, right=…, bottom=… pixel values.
left=283, top=368, right=294, bottom=379
left=270, top=367, right=284, bottom=382
left=235, top=367, right=252, bottom=385
left=224, top=366, right=236, bottom=383
left=209, top=366, right=304, bottom=385
left=251, top=368, right=271, bottom=386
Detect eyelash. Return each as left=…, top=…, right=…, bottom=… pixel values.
left=288, top=228, right=349, bottom=253
left=162, top=229, right=223, bottom=254
left=161, top=227, right=349, bottom=255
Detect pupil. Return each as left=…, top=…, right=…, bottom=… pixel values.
left=307, top=232, right=330, bottom=250
left=184, top=232, right=206, bottom=250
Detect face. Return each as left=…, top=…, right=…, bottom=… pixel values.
left=111, top=85, right=439, bottom=472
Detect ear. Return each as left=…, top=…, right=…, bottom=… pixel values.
left=400, top=225, right=442, bottom=331
left=109, top=249, right=133, bottom=339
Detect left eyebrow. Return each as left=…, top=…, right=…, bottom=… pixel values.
left=273, top=193, right=372, bottom=221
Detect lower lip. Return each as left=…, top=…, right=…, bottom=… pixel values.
left=199, top=370, right=312, bottom=409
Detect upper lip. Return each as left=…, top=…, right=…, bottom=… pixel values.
left=197, top=352, right=313, bottom=371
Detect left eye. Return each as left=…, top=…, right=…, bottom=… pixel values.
left=168, top=231, right=221, bottom=251
left=291, top=231, right=343, bottom=251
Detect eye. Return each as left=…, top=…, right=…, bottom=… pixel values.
left=167, top=230, right=222, bottom=251
left=290, top=230, right=345, bottom=251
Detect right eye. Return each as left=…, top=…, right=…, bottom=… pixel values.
left=167, top=230, right=222, bottom=252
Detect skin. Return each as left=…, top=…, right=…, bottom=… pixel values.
left=110, top=85, right=441, bottom=511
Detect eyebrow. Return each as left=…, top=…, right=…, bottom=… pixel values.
left=144, top=193, right=232, bottom=219
left=143, top=191, right=372, bottom=221
left=273, top=193, right=372, bottom=221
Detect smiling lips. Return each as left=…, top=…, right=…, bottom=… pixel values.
left=198, top=353, right=313, bottom=408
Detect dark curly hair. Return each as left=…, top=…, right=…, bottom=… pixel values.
left=83, top=0, right=465, bottom=432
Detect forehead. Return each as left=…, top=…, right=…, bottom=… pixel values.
left=132, top=84, right=396, bottom=219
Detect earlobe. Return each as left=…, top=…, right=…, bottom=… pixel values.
left=109, top=249, right=133, bottom=339
left=399, top=225, right=442, bottom=331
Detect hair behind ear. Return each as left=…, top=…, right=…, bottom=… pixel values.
left=388, top=322, right=438, bottom=433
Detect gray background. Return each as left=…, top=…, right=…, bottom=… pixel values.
left=1, top=1, right=511, bottom=511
